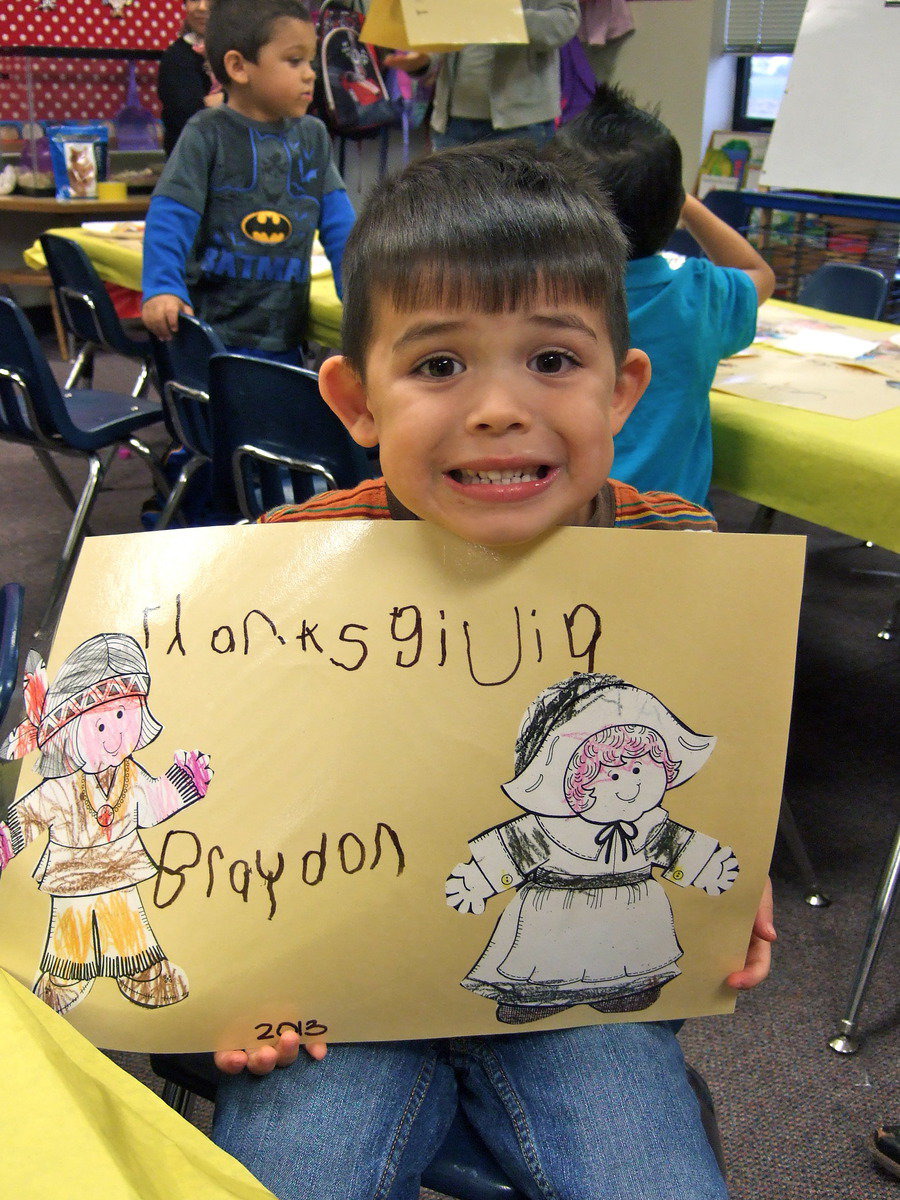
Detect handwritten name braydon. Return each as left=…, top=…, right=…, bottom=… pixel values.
left=154, top=823, right=404, bottom=922
left=142, top=595, right=604, bottom=683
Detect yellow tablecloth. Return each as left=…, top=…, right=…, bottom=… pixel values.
left=23, top=237, right=900, bottom=552
left=711, top=302, right=900, bottom=553
left=23, top=226, right=343, bottom=350
left=0, top=967, right=275, bottom=1199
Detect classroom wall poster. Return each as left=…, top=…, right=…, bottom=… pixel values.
left=0, top=523, right=805, bottom=1052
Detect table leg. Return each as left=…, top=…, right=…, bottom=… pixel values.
left=829, top=822, right=900, bottom=1053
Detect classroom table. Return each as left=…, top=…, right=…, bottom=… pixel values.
left=21, top=233, right=900, bottom=552
left=710, top=301, right=900, bottom=554
left=22, top=223, right=343, bottom=350
left=0, top=195, right=151, bottom=217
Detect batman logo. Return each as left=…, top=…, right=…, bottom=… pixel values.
left=242, top=210, right=292, bottom=244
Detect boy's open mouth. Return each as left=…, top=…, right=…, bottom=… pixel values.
left=448, top=466, right=551, bottom=485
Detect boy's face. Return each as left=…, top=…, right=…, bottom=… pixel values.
left=229, top=17, right=317, bottom=122
left=321, top=296, right=649, bottom=547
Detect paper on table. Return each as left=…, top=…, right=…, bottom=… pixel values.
left=715, top=347, right=900, bottom=419
left=80, top=220, right=146, bottom=238
left=775, top=329, right=880, bottom=360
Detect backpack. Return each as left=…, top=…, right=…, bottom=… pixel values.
left=313, top=0, right=395, bottom=137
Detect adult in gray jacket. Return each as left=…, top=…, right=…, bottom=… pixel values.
left=388, top=0, right=580, bottom=149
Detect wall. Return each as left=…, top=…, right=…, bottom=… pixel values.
left=585, top=0, right=735, bottom=189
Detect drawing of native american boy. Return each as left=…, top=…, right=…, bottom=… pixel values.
left=446, top=674, right=739, bottom=1025
left=0, top=633, right=211, bottom=1016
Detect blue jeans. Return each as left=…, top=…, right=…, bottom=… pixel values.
left=213, top=1023, right=728, bottom=1200
left=431, top=117, right=557, bottom=150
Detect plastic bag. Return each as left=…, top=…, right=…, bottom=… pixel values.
left=46, top=123, right=109, bottom=200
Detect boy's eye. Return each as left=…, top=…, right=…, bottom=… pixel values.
left=416, top=356, right=463, bottom=379
left=116, top=709, right=124, bottom=719
left=529, top=350, right=578, bottom=375
left=98, top=723, right=105, bottom=732
left=632, top=766, right=640, bottom=774
left=609, top=772, right=619, bottom=781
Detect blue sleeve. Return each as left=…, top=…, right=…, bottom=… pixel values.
left=318, top=189, right=354, bottom=300
left=141, top=194, right=202, bottom=305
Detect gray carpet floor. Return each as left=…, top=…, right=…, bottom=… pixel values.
left=0, top=337, right=897, bottom=1200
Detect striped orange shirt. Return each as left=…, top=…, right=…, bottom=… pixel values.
left=260, top=478, right=716, bottom=532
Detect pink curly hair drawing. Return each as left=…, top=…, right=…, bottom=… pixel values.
left=564, top=724, right=681, bottom=813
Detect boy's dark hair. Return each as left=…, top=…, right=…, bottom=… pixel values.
left=557, top=83, right=684, bottom=260
left=206, top=0, right=311, bottom=87
left=340, top=140, right=630, bottom=377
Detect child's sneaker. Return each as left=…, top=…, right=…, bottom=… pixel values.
left=117, top=959, right=189, bottom=1007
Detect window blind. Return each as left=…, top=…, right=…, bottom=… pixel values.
left=723, top=0, right=808, bottom=53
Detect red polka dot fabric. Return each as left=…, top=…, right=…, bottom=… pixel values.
left=1, top=0, right=184, bottom=122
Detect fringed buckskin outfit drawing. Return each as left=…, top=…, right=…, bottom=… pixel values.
left=0, top=633, right=211, bottom=1016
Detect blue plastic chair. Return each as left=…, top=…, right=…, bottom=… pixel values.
left=0, top=582, right=24, bottom=728
left=796, top=262, right=889, bottom=320
left=0, top=296, right=165, bottom=633
left=207, top=353, right=375, bottom=520
left=149, top=316, right=227, bottom=530
left=39, top=232, right=154, bottom=397
left=149, top=1051, right=723, bottom=1199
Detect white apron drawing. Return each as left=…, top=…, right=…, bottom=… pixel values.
left=446, top=673, right=739, bottom=1024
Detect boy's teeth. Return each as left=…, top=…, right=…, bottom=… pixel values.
left=456, top=468, right=542, bottom=484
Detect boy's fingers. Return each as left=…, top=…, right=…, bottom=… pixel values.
left=214, top=1049, right=249, bottom=1074
left=244, top=1045, right=280, bottom=1074
left=304, top=1041, right=328, bottom=1061
left=727, top=931, right=773, bottom=990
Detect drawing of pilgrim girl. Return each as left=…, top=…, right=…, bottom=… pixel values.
left=0, top=633, right=211, bottom=1016
left=446, top=674, right=739, bottom=1024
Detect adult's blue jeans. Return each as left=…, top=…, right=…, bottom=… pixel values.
left=213, top=1022, right=728, bottom=1200
left=431, top=117, right=557, bottom=150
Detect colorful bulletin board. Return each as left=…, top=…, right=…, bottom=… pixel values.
left=1, top=0, right=184, bottom=123
left=0, top=523, right=805, bottom=1053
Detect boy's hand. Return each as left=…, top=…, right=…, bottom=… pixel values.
left=142, top=294, right=193, bottom=340
left=214, top=1031, right=327, bottom=1076
left=381, top=50, right=430, bottom=73
left=727, top=876, right=776, bottom=991
left=445, top=859, right=494, bottom=914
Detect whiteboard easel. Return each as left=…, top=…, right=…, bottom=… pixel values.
left=761, top=0, right=900, bottom=199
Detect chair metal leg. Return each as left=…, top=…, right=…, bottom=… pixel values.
left=777, top=798, right=830, bottom=907
left=32, top=447, right=79, bottom=513
left=127, top=436, right=173, bottom=504
left=829, top=822, right=900, bottom=1054
left=64, top=344, right=95, bottom=390
left=130, top=362, right=150, bottom=400
left=155, top=455, right=207, bottom=530
left=159, top=1080, right=195, bottom=1119
left=878, top=594, right=899, bottom=641
left=748, top=505, right=778, bottom=534
left=35, top=447, right=115, bottom=637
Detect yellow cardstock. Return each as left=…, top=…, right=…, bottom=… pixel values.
left=0, top=523, right=804, bottom=1052
left=362, top=0, right=527, bottom=51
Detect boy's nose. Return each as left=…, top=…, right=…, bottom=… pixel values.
left=465, top=383, right=531, bottom=434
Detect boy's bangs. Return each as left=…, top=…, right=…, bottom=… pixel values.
left=381, top=250, right=609, bottom=317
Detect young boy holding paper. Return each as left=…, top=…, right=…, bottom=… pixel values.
left=212, top=142, right=775, bottom=1200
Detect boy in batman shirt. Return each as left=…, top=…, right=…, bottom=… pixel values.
left=142, top=0, right=353, bottom=361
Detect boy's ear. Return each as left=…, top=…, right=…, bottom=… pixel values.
left=222, top=49, right=250, bottom=86
left=609, top=349, right=651, bottom=434
left=318, top=356, right=379, bottom=448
